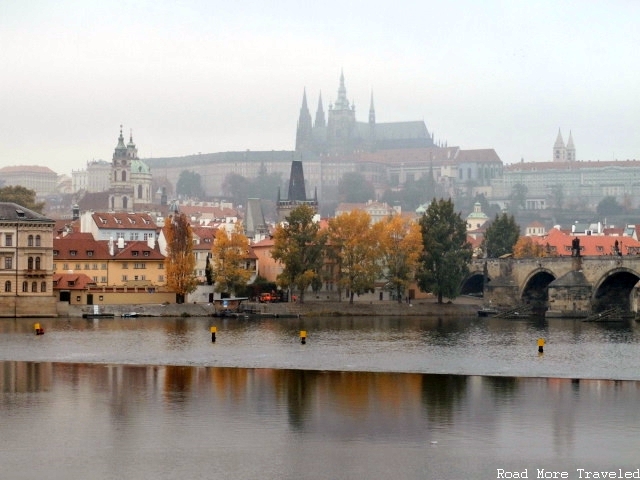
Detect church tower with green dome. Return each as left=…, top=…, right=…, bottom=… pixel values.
left=108, top=126, right=153, bottom=211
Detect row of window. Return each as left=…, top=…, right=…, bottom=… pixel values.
left=54, top=263, right=164, bottom=270
left=0, top=234, right=44, bottom=247
left=4, top=281, right=47, bottom=293
left=2, top=256, right=44, bottom=270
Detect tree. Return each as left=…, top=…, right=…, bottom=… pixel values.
left=164, top=212, right=198, bottom=303
left=513, top=236, right=545, bottom=258
left=338, top=172, right=375, bottom=203
left=416, top=198, right=472, bottom=304
left=176, top=170, right=204, bottom=199
left=327, top=210, right=380, bottom=304
left=509, top=183, right=528, bottom=212
left=0, top=185, right=45, bottom=213
left=271, top=205, right=326, bottom=303
left=211, top=223, right=252, bottom=296
left=597, top=196, right=622, bottom=218
left=376, top=215, right=422, bottom=303
left=482, top=213, right=520, bottom=258
left=222, top=173, right=251, bottom=207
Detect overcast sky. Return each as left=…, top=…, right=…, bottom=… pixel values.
left=2, top=0, right=639, bottom=176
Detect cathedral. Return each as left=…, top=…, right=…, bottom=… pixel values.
left=295, top=71, right=436, bottom=155
left=108, top=126, right=153, bottom=212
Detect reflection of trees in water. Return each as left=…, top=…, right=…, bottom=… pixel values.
left=484, top=376, right=519, bottom=402
left=420, top=374, right=467, bottom=423
left=278, top=369, right=321, bottom=431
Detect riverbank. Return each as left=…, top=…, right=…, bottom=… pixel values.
left=65, top=296, right=483, bottom=318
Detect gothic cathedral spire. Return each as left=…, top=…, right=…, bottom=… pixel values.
left=295, top=88, right=313, bottom=151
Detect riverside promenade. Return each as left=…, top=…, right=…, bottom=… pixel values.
left=64, top=296, right=483, bottom=318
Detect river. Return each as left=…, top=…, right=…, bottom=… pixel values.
left=1, top=314, right=639, bottom=479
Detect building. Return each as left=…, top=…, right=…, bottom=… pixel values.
left=295, top=71, right=435, bottom=155
left=335, top=200, right=400, bottom=224
left=79, top=211, right=158, bottom=243
left=0, top=165, right=59, bottom=197
left=108, top=126, right=153, bottom=212
left=277, top=161, right=318, bottom=222
left=72, top=160, right=111, bottom=193
left=553, top=129, right=576, bottom=162
left=0, top=202, right=56, bottom=317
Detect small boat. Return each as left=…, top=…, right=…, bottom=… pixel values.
left=477, top=306, right=499, bottom=317
left=121, top=312, right=139, bottom=318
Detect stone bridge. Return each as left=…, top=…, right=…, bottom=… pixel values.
left=462, top=255, right=640, bottom=317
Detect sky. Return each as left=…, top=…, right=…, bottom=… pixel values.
left=2, top=0, right=639, bottom=176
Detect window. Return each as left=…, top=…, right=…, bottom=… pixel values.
left=93, top=264, right=98, bottom=270
left=92, top=276, right=98, bottom=282
left=122, top=263, right=128, bottom=269
left=158, top=275, right=164, bottom=282
left=31, top=282, right=37, bottom=292
left=87, top=251, right=93, bottom=257
left=134, top=263, right=146, bottom=269
left=28, top=235, right=34, bottom=247
left=35, top=235, right=41, bottom=247
left=40, top=282, right=46, bottom=292
left=75, top=264, right=81, bottom=270
left=101, top=276, right=107, bottom=283
left=28, top=257, right=33, bottom=269
left=132, top=251, right=139, bottom=256
left=63, top=263, right=68, bottom=270
left=84, top=264, right=90, bottom=270
left=122, top=275, right=128, bottom=282
left=4, top=281, right=10, bottom=292
left=35, top=257, right=41, bottom=270
left=70, top=250, right=77, bottom=256
left=22, top=281, right=28, bottom=292
left=158, top=263, right=164, bottom=269
left=53, top=250, right=58, bottom=256
left=5, top=257, right=12, bottom=269
left=5, top=234, right=12, bottom=247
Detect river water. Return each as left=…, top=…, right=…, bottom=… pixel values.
left=2, top=315, right=640, bottom=479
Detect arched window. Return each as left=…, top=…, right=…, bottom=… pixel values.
left=4, top=281, right=11, bottom=293
left=22, top=281, right=28, bottom=293
left=28, top=235, right=34, bottom=246
left=111, top=197, right=115, bottom=210
left=138, top=184, right=143, bottom=199
left=28, top=257, right=33, bottom=270
left=40, top=281, right=46, bottom=292
left=31, top=282, right=37, bottom=292
left=114, top=171, right=118, bottom=182
left=123, top=197, right=128, bottom=209
left=35, top=235, right=41, bottom=247
left=122, top=171, right=127, bottom=182
left=35, top=257, right=41, bottom=270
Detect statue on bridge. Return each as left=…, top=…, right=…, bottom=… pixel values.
left=571, top=237, right=581, bottom=257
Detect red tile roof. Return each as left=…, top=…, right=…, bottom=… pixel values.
left=530, top=228, right=640, bottom=256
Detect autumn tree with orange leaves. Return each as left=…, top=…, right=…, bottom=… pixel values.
left=513, top=236, right=546, bottom=258
left=164, top=212, right=198, bottom=303
left=327, top=210, right=381, bottom=303
left=376, top=215, right=422, bottom=303
left=211, top=222, right=252, bottom=296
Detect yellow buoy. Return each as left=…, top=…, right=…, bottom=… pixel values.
left=537, top=338, right=545, bottom=353
left=300, top=330, right=307, bottom=345
left=210, top=326, right=217, bottom=343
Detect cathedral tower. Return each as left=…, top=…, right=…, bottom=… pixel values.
left=553, top=129, right=565, bottom=162
left=109, top=126, right=134, bottom=211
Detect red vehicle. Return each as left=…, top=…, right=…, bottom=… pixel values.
left=259, top=293, right=274, bottom=303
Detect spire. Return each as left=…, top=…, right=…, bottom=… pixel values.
left=566, top=130, right=576, bottom=161
left=295, top=88, right=313, bottom=151
left=368, top=91, right=375, bottom=124
left=128, top=129, right=135, bottom=147
left=334, top=69, right=350, bottom=110
left=314, top=91, right=326, bottom=127
left=554, top=128, right=565, bottom=148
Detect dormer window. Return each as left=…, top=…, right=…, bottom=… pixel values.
left=87, top=251, right=94, bottom=257
left=53, top=250, right=59, bottom=256
left=143, top=251, right=150, bottom=257
left=132, top=251, right=139, bottom=256
left=70, top=250, right=77, bottom=256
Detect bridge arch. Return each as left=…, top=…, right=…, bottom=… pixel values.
left=460, top=269, right=485, bottom=297
left=520, top=268, right=556, bottom=314
left=592, top=268, right=640, bottom=314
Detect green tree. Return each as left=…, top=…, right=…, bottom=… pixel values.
left=509, top=183, right=528, bottom=212
left=211, top=223, right=252, bottom=296
left=176, top=170, right=204, bottom=199
left=338, top=172, right=375, bottom=203
left=164, top=212, right=198, bottom=303
left=376, top=215, right=423, bottom=303
left=416, top=198, right=472, bottom=304
left=271, top=204, right=326, bottom=303
left=0, top=185, right=45, bottom=213
left=596, top=196, right=621, bottom=217
left=482, top=213, right=520, bottom=258
left=222, top=173, right=252, bottom=206
left=327, top=210, right=380, bottom=304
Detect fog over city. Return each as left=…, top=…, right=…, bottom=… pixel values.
left=2, top=0, right=639, bottom=175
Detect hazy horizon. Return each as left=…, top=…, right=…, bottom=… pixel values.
left=2, top=0, right=639, bottom=176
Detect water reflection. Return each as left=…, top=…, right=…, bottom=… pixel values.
left=2, top=361, right=640, bottom=479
